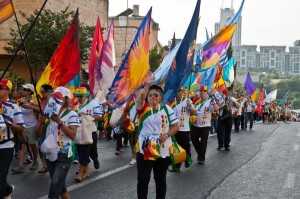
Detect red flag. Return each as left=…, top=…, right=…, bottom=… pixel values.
left=256, top=87, right=265, bottom=116
left=89, top=17, right=104, bottom=95
left=36, top=9, right=80, bottom=95
left=214, top=63, right=223, bottom=83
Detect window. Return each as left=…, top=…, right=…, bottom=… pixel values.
left=294, top=63, right=300, bottom=74
left=271, top=60, right=275, bottom=66
left=264, top=49, right=269, bottom=53
left=241, top=51, right=246, bottom=57
left=242, top=59, right=245, bottom=65
left=271, top=51, right=275, bottom=58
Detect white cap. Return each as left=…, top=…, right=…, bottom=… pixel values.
left=22, top=83, right=35, bottom=93
left=55, top=87, right=71, bottom=98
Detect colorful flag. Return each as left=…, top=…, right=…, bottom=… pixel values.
left=244, top=72, right=257, bottom=101
left=36, top=10, right=80, bottom=96
left=67, top=72, right=80, bottom=97
left=219, top=50, right=228, bottom=68
left=256, top=87, right=265, bottom=116
left=164, top=0, right=201, bottom=103
left=223, top=57, right=234, bottom=83
left=200, top=63, right=218, bottom=91
left=89, top=17, right=104, bottom=95
left=0, top=0, right=14, bottom=24
left=200, top=0, right=245, bottom=70
left=94, top=20, right=115, bottom=102
left=279, top=91, right=289, bottom=107
left=108, top=8, right=152, bottom=110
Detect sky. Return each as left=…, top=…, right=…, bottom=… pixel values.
left=108, top=0, right=300, bottom=47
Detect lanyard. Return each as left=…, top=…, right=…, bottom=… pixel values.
left=197, top=97, right=210, bottom=112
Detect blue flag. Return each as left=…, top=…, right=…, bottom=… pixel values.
left=200, top=63, right=218, bottom=91
left=163, top=0, right=201, bottom=103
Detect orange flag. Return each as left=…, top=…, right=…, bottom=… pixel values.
left=36, top=9, right=80, bottom=95
left=0, top=0, right=14, bottom=24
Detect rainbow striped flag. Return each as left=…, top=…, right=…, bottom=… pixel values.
left=108, top=8, right=152, bottom=110
left=0, top=0, right=14, bottom=24
left=193, top=97, right=201, bottom=107
left=200, top=0, right=245, bottom=70
left=36, top=9, right=80, bottom=96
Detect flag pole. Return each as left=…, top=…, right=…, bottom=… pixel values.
left=11, top=2, right=42, bottom=114
left=0, top=0, right=48, bottom=80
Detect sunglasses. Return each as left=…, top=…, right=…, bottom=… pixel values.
left=200, top=90, right=207, bottom=92
left=23, top=88, right=31, bottom=92
left=148, top=93, right=159, bottom=98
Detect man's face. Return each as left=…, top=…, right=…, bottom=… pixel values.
left=176, top=89, right=183, bottom=99
left=0, top=86, right=10, bottom=98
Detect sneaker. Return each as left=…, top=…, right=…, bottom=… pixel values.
left=30, top=163, right=39, bottom=170
left=129, top=159, right=136, bottom=165
left=11, top=167, right=24, bottom=174
left=197, top=160, right=205, bottom=165
left=73, top=160, right=79, bottom=164
left=115, top=150, right=121, bottom=155
left=93, top=159, right=100, bottom=169
left=4, top=185, right=14, bottom=199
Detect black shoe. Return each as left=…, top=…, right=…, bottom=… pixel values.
left=93, top=159, right=100, bottom=170
left=185, top=161, right=191, bottom=168
left=217, top=146, right=222, bottom=150
left=235, top=130, right=239, bottom=132
left=225, top=148, right=230, bottom=151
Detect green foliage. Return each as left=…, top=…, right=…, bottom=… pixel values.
left=149, top=45, right=164, bottom=72
left=291, top=98, right=300, bottom=109
left=4, top=8, right=94, bottom=70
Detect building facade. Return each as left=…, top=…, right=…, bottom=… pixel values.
left=289, top=41, right=300, bottom=75
left=233, top=45, right=258, bottom=69
left=108, top=5, right=160, bottom=67
left=0, top=0, right=108, bottom=82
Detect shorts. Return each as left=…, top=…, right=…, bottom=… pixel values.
left=25, top=126, right=37, bottom=145
left=76, top=144, right=92, bottom=166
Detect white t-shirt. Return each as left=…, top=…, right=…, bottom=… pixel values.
left=0, top=101, right=25, bottom=149
left=173, top=97, right=193, bottom=131
left=45, top=109, right=80, bottom=158
left=193, top=97, right=214, bottom=128
left=21, top=98, right=38, bottom=128
left=77, top=98, right=103, bottom=132
left=137, top=103, right=178, bottom=158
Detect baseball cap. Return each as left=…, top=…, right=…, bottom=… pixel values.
left=55, top=87, right=71, bottom=98
left=0, top=79, right=12, bottom=90
left=74, top=87, right=90, bottom=97
left=22, top=83, right=35, bottom=93
left=199, top=86, right=208, bottom=92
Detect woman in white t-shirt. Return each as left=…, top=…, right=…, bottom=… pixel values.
left=136, top=74, right=179, bottom=199
left=37, top=87, right=80, bottom=199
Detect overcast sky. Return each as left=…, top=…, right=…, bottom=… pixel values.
left=108, top=0, right=300, bottom=47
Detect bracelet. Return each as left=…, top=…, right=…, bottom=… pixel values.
left=58, top=122, right=65, bottom=128
left=166, top=132, right=171, bottom=137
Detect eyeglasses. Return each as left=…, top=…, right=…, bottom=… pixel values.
left=200, top=90, right=207, bottom=92
left=148, top=93, right=159, bottom=98
left=23, top=88, right=30, bottom=92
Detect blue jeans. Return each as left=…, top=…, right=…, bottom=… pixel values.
left=210, top=119, right=218, bottom=134
left=245, top=112, right=254, bottom=129
left=46, top=152, right=71, bottom=199
left=0, top=147, right=14, bottom=198
left=137, top=153, right=170, bottom=199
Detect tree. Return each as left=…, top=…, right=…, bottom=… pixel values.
left=149, top=45, right=164, bottom=72
left=4, top=8, right=94, bottom=72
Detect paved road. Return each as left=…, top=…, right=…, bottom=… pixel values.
left=7, top=121, right=300, bottom=199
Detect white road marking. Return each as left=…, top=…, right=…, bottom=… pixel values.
left=37, top=164, right=132, bottom=199
left=283, top=173, right=296, bottom=188
left=294, top=144, right=299, bottom=151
